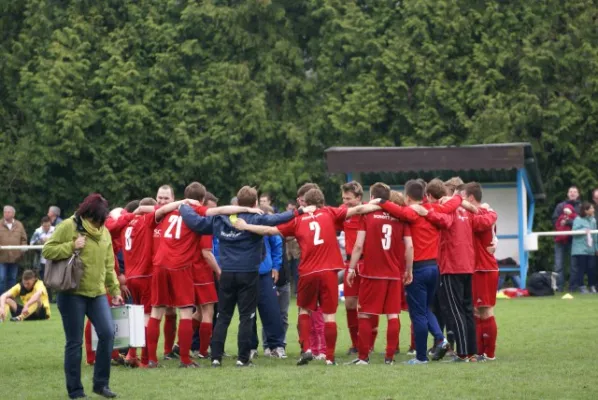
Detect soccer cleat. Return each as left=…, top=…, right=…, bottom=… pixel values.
left=249, top=349, right=259, bottom=360
left=443, top=355, right=470, bottom=363
left=236, top=360, right=255, bottom=368
left=10, top=316, right=22, bottom=322
left=431, top=338, right=450, bottom=361
left=346, top=358, right=369, bottom=365
left=211, top=360, right=222, bottom=368
left=385, top=358, right=395, bottom=365
left=179, top=361, right=201, bottom=368
left=263, top=348, right=272, bottom=357
left=405, top=358, right=428, bottom=365
left=482, top=354, right=496, bottom=361
left=314, top=354, right=327, bottom=361
left=406, top=347, right=416, bottom=356
left=346, top=347, right=358, bottom=355
left=163, top=351, right=179, bottom=361
left=325, top=360, right=337, bottom=366
left=191, top=350, right=209, bottom=359
left=297, top=350, right=313, bottom=366
left=271, top=347, right=287, bottom=359
left=172, top=344, right=180, bottom=355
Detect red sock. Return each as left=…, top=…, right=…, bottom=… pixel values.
left=386, top=318, right=399, bottom=359
left=298, top=314, right=311, bottom=352
left=147, top=317, right=161, bottom=363
left=141, top=330, right=149, bottom=365
left=164, top=314, right=177, bottom=355
left=199, top=322, right=212, bottom=356
left=358, top=317, right=373, bottom=361
left=324, top=322, right=337, bottom=362
left=410, top=323, right=415, bottom=349
left=126, top=347, right=137, bottom=360
left=484, top=316, right=498, bottom=358
left=370, top=315, right=379, bottom=350
left=178, top=319, right=193, bottom=364
left=84, top=319, right=95, bottom=364
left=347, top=308, right=359, bottom=349
left=111, top=349, right=121, bottom=360
left=475, top=316, right=484, bottom=356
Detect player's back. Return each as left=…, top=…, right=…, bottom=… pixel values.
left=155, top=206, right=207, bottom=269
left=122, top=214, right=155, bottom=279
left=361, top=210, right=405, bottom=279
left=292, top=207, right=345, bottom=276
left=473, top=208, right=498, bottom=272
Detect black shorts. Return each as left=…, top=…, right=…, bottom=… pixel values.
left=11, top=304, right=48, bottom=321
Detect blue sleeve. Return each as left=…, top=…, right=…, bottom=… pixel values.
left=117, top=250, right=125, bottom=275
left=572, top=217, right=583, bottom=231
left=269, top=235, right=283, bottom=271
left=251, top=210, right=296, bottom=226
left=180, top=204, right=214, bottom=234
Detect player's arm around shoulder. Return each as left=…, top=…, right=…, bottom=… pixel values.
left=179, top=204, right=214, bottom=234
left=233, top=216, right=281, bottom=236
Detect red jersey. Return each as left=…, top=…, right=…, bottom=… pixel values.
left=153, top=205, right=208, bottom=269
left=436, top=207, right=475, bottom=275
left=193, top=235, right=214, bottom=282
left=106, top=211, right=135, bottom=255
left=122, top=213, right=156, bottom=279
left=473, top=208, right=499, bottom=272
left=393, top=224, right=411, bottom=274
left=277, top=207, right=347, bottom=276
left=343, top=213, right=365, bottom=258
left=360, top=211, right=410, bottom=280
left=380, top=196, right=462, bottom=262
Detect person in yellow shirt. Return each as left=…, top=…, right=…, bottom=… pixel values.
left=0, top=269, right=51, bottom=322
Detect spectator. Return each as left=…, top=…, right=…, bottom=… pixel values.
left=42, top=194, right=123, bottom=400
left=284, top=200, right=301, bottom=295
left=0, top=205, right=28, bottom=294
left=30, top=216, right=56, bottom=302
left=551, top=186, right=582, bottom=291
left=259, top=193, right=278, bottom=212
left=570, top=202, right=598, bottom=293
left=0, top=269, right=51, bottom=322
left=592, top=188, right=598, bottom=227
left=269, top=232, right=292, bottom=350
left=48, top=205, right=63, bottom=226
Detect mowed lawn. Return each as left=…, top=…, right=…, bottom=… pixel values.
left=1, top=296, right=598, bottom=400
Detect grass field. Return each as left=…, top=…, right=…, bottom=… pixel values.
left=2, top=296, right=598, bottom=400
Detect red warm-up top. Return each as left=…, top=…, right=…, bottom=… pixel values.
left=473, top=208, right=499, bottom=272
left=379, top=196, right=462, bottom=262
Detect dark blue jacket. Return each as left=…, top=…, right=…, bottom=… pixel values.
left=179, top=205, right=297, bottom=273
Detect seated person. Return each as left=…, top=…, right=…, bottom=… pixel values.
left=0, top=270, right=51, bottom=322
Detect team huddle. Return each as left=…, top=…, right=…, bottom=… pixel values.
left=100, top=177, right=499, bottom=368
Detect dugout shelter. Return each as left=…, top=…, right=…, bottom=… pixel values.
left=325, top=143, right=545, bottom=289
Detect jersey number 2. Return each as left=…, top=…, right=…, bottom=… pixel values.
left=164, top=215, right=182, bottom=240
left=382, top=224, right=392, bottom=250
left=309, top=221, right=324, bottom=245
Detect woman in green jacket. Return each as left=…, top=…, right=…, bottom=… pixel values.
left=43, top=194, right=123, bottom=399
left=571, top=202, right=598, bottom=293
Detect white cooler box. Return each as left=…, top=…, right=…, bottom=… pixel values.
left=92, top=305, right=145, bottom=350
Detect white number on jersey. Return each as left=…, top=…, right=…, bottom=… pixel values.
left=382, top=224, right=392, bottom=250
left=164, top=215, right=183, bottom=240
left=124, top=226, right=133, bottom=251
left=309, top=221, right=324, bottom=246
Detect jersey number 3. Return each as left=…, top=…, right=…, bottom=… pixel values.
left=164, top=215, right=183, bottom=240
left=309, top=221, right=324, bottom=246
left=382, top=224, right=392, bottom=250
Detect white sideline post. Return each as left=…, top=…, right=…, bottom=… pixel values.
left=0, top=245, right=43, bottom=251
left=525, top=230, right=598, bottom=252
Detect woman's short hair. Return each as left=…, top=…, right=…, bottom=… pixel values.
left=77, top=194, right=110, bottom=225
left=580, top=202, right=594, bottom=218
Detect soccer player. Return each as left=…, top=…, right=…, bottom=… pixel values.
left=373, top=180, right=462, bottom=364
left=235, top=188, right=372, bottom=366
left=463, top=182, right=499, bottom=361
left=179, top=186, right=307, bottom=367
left=346, top=183, right=413, bottom=365
left=120, top=197, right=158, bottom=367
left=0, top=269, right=51, bottom=322
left=146, top=182, right=259, bottom=368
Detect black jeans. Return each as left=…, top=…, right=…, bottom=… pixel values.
left=57, top=293, right=114, bottom=399
left=211, top=271, right=258, bottom=363
left=438, top=274, right=477, bottom=357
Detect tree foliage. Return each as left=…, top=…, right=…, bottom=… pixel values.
left=2, top=0, right=598, bottom=269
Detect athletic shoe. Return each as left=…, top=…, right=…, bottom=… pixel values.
left=10, top=316, right=22, bottom=322
left=384, top=358, right=395, bottom=365
left=236, top=360, right=255, bottom=368
left=111, top=354, right=126, bottom=366
left=172, top=344, right=180, bottom=356
left=325, top=360, right=337, bottom=366
left=211, top=360, right=222, bottom=368
left=163, top=351, right=179, bottom=361
left=482, top=354, right=496, bottom=361
left=473, top=355, right=486, bottom=362
left=346, top=358, right=369, bottom=365
left=297, top=350, right=313, bottom=366
left=263, top=348, right=272, bottom=357
left=271, top=347, right=288, bottom=359
left=443, top=355, right=470, bottom=363
left=404, top=358, right=428, bottom=365
left=346, top=347, right=358, bottom=355
left=314, top=354, right=327, bottom=361
left=427, top=347, right=435, bottom=356
left=140, top=361, right=160, bottom=369
left=179, top=361, right=201, bottom=368
left=249, top=349, right=258, bottom=360
left=431, top=338, right=450, bottom=361
left=124, top=357, right=140, bottom=368
left=590, top=286, right=597, bottom=294
left=191, top=351, right=209, bottom=359
left=406, top=347, right=416, bottom=356
left=222, top=352, right=233, bottom=358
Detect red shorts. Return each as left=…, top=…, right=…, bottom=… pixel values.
left=297, top=270, right=339, bottom=315
left=343, top=260, right=363, bottom=297
left=473, top=271, right=499, bottom=307
left=401, top=286, right=409, bottom=311
left=151, top=266, right=195, bottom=308
left=358, top=278, right=402, bottom=315
left=194, top=283, right=218, bottom=305
left=127, top=276, right=152, bottom=314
